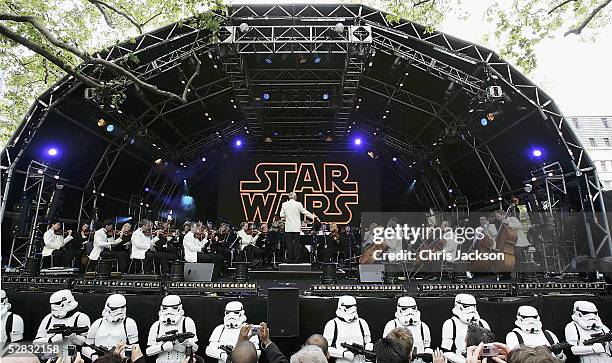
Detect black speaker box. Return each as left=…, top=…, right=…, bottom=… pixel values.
left=267, top=287, right=299, bottom=337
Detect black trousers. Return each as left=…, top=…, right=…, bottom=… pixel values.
left=285, top=232, right=301, bottom=263
left=145, top=250, right=177, bottom=275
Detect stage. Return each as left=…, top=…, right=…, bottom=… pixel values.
left=3, top=273, right=612, bottom=362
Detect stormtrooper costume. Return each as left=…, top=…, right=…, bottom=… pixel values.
left=323, top=296, right=373, bottom=363
left=147, top=295, right=198, bottom=363
left=206, top=301, right=260, bottom=363
left=34, top=290, right=90, bottom=358
left=82, top=294, right=139, bottom=361
left=506, top=306, right=564, bottom=360
left=441, top=294, right=490, bottom=355
left=383, top=296, right=432, bottom=354
left=564, top=301, right=612, bottom=363
left=1, top=290, right=24, bottom=347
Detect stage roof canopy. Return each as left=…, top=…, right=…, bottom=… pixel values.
left=0, top=3, right=598, bottom=215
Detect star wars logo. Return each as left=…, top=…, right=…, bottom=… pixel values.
left=240, top=162, right=359, bottom=224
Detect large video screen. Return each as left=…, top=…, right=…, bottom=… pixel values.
left=217, top=155, right=381, bottom=225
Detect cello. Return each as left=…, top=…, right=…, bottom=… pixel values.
left=494, top=198, right=519, bottom=272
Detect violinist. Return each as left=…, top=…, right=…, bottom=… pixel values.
left=237, top=222, right=265, bottom=262
left=66, top=223, right=90, bottom=271
left=42, top=220, right=73, bottom=268
left=89, top=219, right=123, bottom=269
left=319, top=222, right=340, bottom=263
left=109, top=222, right=132, bottom=272
left=183, top=223, right=224, bottom=279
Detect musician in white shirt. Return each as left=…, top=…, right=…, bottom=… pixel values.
left=89, top=219, right=116, bottom=261
left=280, top=192, right=317, bottom=263
left=237, top=222, right=265, bottom=261
left=495, top=210, right=531, bottom=272
left=42, top=220, right=73, bottom=267
left=182, top=223, right=226, bottom=279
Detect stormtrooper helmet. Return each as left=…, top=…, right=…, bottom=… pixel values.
left=0, top=289, right=10, bottom=317
left=102, top=294, right=127, bottom=323
left=572, top=301, right=603, bottom=331
left=224, top=301, right=247, bottom=329
left=336, top=296, right=358, bottom=322
left=515, top=306, right=542, bottom=334
left=395, top=296, right=420, bottom=326
left=159, top=295, right=184, bottom=325
left=50, top=290, right=78, bottom=318
left=452, top=294, right=480, bottom=324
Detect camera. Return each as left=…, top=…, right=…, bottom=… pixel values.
left=251, top=325, right=261, bottom=334
left=67, top=345, right=76, bottom=358
left=481, top=343, right=499, bottom=357
left=125, top=345, right=132, bottom=359
left=186, top=346, right=193, bottom=358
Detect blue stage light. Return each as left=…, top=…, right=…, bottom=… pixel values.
left=314, top=55, right=322, bottom=64
left=354, top=138, right=362, bottom=145
left=47, top=148, right=58, bottom=156
left=322, top=93, right=330, bottom=100
left=235, top=139, right=243, bottom=147
left=263, top=93, right=270, bottom=100
left=480, top=118, right=488, bottom=126
left=264, top=57, right=272, bottom=64
left=106, top=124, right=114, bottom=132
left=532, top=149, right=542, bottom=157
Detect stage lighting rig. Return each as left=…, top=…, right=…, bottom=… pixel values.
left=417, top=283, right=513, bottom=297
left=167, top=281, right=258, bottom=296
left=310, top=284, right=404, bottom=297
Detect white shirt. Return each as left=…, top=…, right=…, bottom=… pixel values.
left=89, top=228, right=113, bottom=261
left=237, top=230, right=259, bottom=251
left=130, top=228, right=158, bottom=260
left=503, top=217, right=530, bottom=247
left=441, top=316, right=490, bottom=355
left=183, top=231, right=206, bottom=263
left=280, top=199, right=314, bottom=233
left=42, top=229, right=73, bottom=257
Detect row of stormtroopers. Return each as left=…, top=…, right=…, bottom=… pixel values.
left=1, top=290, right=24, bottom=347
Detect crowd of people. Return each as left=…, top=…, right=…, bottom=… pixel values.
left=1, top=289, right=610, bottom=363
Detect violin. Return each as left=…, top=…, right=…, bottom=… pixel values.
left=54, top=230, right=72, bottom=236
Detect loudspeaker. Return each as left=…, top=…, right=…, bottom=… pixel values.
left=267, top=287, right=299, bottom=337
left=184, top=263, right=214, bottom=281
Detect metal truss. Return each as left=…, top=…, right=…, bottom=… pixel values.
left=463, top=132, right=512, bottom=199
left=77, top=140, right=128, bottom=226
left=179, top=121, right=246, bottom=158
left=7, top=161, right=61, bottom=267
left=359, top=75, right=457, bottom=128
left=248, top=68, right=345, bottom=85
left=335, top=51, right=366, bottom=136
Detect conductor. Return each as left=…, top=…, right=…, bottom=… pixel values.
left=280, top=192, right=317, bottom=263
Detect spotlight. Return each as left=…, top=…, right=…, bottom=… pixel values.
left=154, top=158, right=163, bottom=165
left=264, top=136, right=273, bottom=143
left=532, top=149, right=543, bottom=158
left=47, top=148, right=58, bottom=156
left=354, top=138, right=362, bottom=145
left=325, top=136, right=334, bottom=142
left=97, top=118, right=106, bottom=127
left=145, top=187, right=150, bottom=192
left=263, top=93, right=270, bottom=100
left=201, top=157, right=206, bottom=162
left=314, top=55, right=322, bottom=64
left=239, top=22, right=249, bottom=32
left=334, top=22, right=344, bottom=33
left=480, top=118, right=488, bottom=126
left=392, top=157, right=398, bottom=162
left=272, top=131, right=279, bottom=136
left=106, top=124, right=114, bottom=132
left=235, top=139, right=243, bottom=147
left=367, top=151, right=378, bottom=159
left=524, top=183, right=533, bottom=193
left=322, top=93, right=330, bottom=100
left=264, top=56, right=272, bottom=64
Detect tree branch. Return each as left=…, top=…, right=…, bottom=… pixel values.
left=565, top=0, right=612, bottom=36
left=87, top=0, right=143, bottom=33
left=0, top=23, right=101, bottom=88
left=182, top=54, right=201, bottom=100
left=548, top=0, right=578, bottom=15
left=412, top=0, right=434, bottom=7
left=93, top=2, right=115, bottom=29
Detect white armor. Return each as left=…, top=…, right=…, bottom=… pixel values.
left=564, top=301, right=612, bottom=363
left=1, top=290, right=24, bottom=347
left=82, top=294, right=139, bottom=361
left=147, top=295, right=199, bottom=363
left=34, top=290, right=90, bottom=358
left=383, top=296, right=432, bottom=354
left=506, top=306, right=564, bottom=360
left=206, top=301, right=260, bottom=363
left=441, top=294, right=490, bottom=354
left=323, top=296, right=373, bottom=363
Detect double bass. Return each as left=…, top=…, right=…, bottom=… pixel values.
left=494, top=198, right=519, bottom=272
